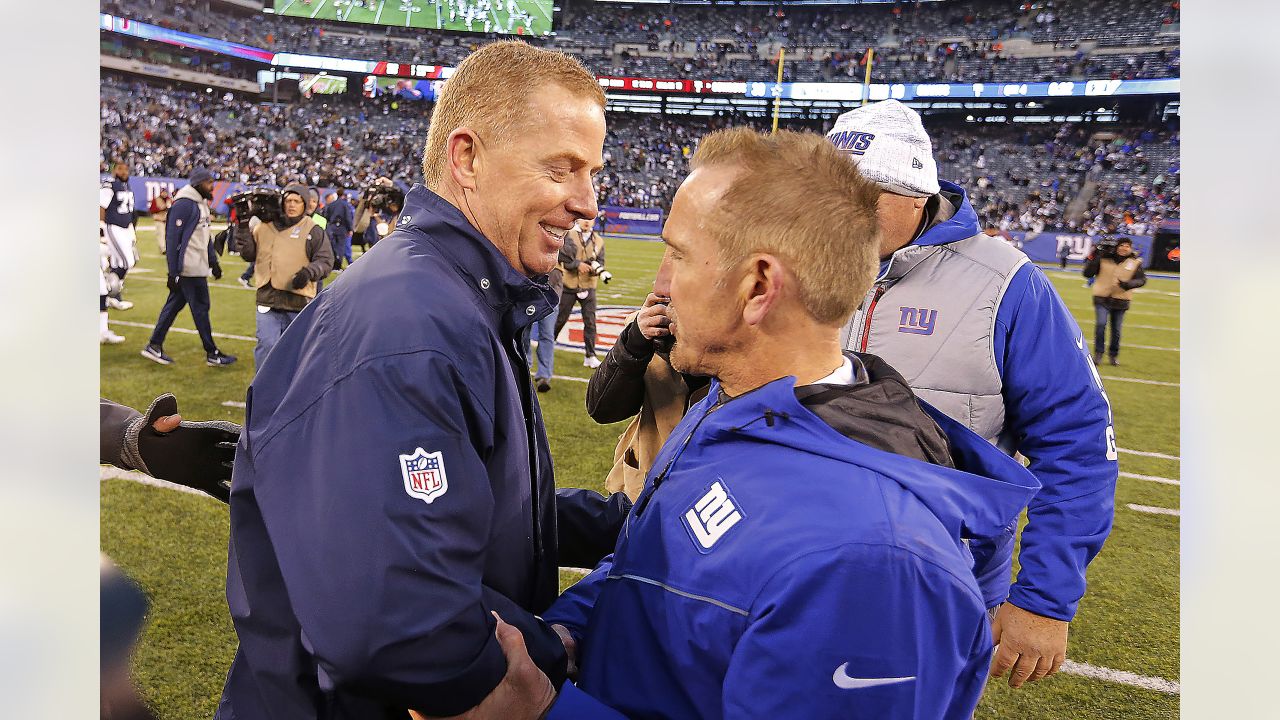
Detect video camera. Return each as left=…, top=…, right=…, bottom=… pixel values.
left=1092, top=236, right=1123, bottom=256
left=363, top=183, right=404, bottom=212
left=229, top=188, right=283, bottom=225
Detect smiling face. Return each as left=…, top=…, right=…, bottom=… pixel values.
left=467, top=83, right=605, bottom=276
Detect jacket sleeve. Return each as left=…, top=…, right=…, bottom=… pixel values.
left=165, top=199, right=200, bottom=277
left=1081, top=255, right=1101, bottom=278
left=100, top=399, right=141, bottom=468
left=247, top=350, right=565, bottom=715
left=720, top=545, right=991, bottom=720
left=995, top=264, right=1118, bottom=621
left=585, top=321, right=655, bottom=424
left=555, top=488, right=631, bottom=568
left=546, top=682, right=629, bottom=719
left=542, top=555, right=615, bottom=649
left=1121, top=262, right=1148, bottom=290
left=304, top=225, right=335, bottom=281
left=341, top=202, right=355, bottom=231
left=238, top=223, right=259, bottom=262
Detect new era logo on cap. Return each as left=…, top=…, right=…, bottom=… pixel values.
left=912, top=157, right=924, bottom=169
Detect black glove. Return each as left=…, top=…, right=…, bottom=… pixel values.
left=291, top=269, right=310, bottom=289
left=211, top=263, right=223, bottom=281
left=1117, top=279, right=1134, bottom=290
left=122, top=394, right=240, bottom=504
left=167, top=275, right=179, bottom=291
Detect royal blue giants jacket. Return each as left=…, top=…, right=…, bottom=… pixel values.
left=544, top=377, right=1040, bottom=719
left=218, top=187, right=567, bottom=719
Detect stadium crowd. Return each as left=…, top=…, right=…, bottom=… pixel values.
left=101, top=0, right=1180, bottom=84
left=101, top=69, right=1178, bottom=234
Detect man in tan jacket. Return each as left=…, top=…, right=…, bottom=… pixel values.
left=554, top=216, right=607, bottom=368
left=1082, top=236, right=1147, bottom=366
left=237, top=182, right=334, bottom=369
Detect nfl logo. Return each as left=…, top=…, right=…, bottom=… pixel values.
left=399, top=447, right=449, bottom=504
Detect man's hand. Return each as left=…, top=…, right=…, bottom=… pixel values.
left=212, top=264, right=223, bottom=281
left=415, top=613, right=557, bottom=720
left=124, top=394, right=241, bottom=503
left=989, top=603, right=1069, bottom=688
left=291, top=269, right=310, bottom=289
left=167, top=275, right=179, bottom=292
left=635, top=293, right=672, bottom=342
left=551, top=624, right=578, bottom=681
left=577, top=262, right=591, bottom=275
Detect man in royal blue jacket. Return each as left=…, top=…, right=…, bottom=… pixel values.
left=485, top=129, right=1040, bottom=719
left=216, top=42, right=607, bottom=718
left=826, top=101, right=1118, bottom=687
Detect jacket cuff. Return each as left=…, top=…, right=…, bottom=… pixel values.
left=1006, top=585, right=1076, bottom=623
left=618, top=322, right=655, bottom=361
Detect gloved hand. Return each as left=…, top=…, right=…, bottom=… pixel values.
left=122, top=394, right=240, bottom=503
left=291, top=269, right=310, bottom=289
left=1117, top=279, right=1134, bottom=290
left=211, top=263, right=223, bottom=281
left=167, top=275, right=179, bottom=291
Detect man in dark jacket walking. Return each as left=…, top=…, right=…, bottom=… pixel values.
left=1083, top=236, right=1147, bottom=365
left=141, top=168, right=237, bottom=367
left=237, top=182, right=333, bottom=369
left=217, top=41, right=607, bottom=719
left=322, top=189, right=356, bottom=269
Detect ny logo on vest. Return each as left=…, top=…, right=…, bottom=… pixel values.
left=897, top=307, right=938, bottom=336
left=682, top=480, right=744, bottom=553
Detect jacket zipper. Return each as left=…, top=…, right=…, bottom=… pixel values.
left=859, top=284, right=887, bottom=352
left=631, top=401, right=723, bottom=520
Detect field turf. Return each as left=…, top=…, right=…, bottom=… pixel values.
left=101, top=219, right=1179, bottom=718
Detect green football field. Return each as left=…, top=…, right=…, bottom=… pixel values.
left=274, top=0, right=554, bottom=37
left=101, top=219, right=1180, bottom=718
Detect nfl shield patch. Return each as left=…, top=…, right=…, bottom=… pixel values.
left=400, top=448, right=449, bottom=504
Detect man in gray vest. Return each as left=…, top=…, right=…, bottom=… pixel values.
left=827, top=101, right=1118, bottom=689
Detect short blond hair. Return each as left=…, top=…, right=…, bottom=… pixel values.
left=690, top=127, right=882, bottom=325
left=422, top=41, right=606, bottom=189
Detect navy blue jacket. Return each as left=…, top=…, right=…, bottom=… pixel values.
left=323, top=197, right=355, bottom=234
left=545, top=378, right=1039, bottom=719
left=218, top=187, right=567, bottom=719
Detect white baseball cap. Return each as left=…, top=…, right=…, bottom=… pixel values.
left=826, top=100, right=940, bottom=198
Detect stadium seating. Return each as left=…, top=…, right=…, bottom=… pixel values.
left=100, top=0, right=1180, bottom=84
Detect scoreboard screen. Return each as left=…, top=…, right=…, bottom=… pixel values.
left=273, top=0, right=554, bottom=37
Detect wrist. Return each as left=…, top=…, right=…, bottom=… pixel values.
left=621, top=322, right=655, bottom=358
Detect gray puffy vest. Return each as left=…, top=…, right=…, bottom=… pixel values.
left=840, top=234, right=1029, bottom=449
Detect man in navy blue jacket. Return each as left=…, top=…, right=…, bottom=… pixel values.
left=322, top=189, right=355, bottom=269
left=484, top=129, right=1040, bottom=719
left=217, top=41, right=607, bottom=719
left=142, top=168, right=237, bottom=367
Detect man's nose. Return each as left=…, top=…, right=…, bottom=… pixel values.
left=567, top=174, right=599, bottom=222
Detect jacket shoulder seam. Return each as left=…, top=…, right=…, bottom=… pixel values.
left=253, top=347, right=492, bottom=456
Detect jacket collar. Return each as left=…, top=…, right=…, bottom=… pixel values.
left=877, top=180, right=981, bottom=281
left=175, top=183, right=206, bottom=206
left=396, top=185, right=558, bottom=336
left=692, top=373, right=1040, bottom=542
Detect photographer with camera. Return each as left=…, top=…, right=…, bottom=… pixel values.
left=353, top=177, right=403, bottom=251
left=238, top=183, right=334, bottom=370
left=1082, top=236, right=1147, bottom=366
left=554, top=216, right=608, bottom=368
left=141, top=168, right=237, bottom=367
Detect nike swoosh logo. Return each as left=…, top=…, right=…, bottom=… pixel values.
left=832, top=663, right=916, bottom=690
left=1076, top=335, right=1084, bottom=350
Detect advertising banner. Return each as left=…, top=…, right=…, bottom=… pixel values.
left=1003, top=231, right=1154, bottom=267
left=601, top=206, right=663, bottom=236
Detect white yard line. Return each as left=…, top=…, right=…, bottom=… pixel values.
left=1127, top=344, right=1179, bottom=352
left=125, top=275, right=252, bottom=291
left=309, top=0, right=329, bottom=19
left=109, top=319, right=256, bottom=343
left=1127, top=503, right=1180, bottom=517
left=101, top=466, right=220, bottom=500
left=1075, top=317, right=1179, bottom=332
left=1060, top=660, right=1180, bottom=694
left=1120, top=471, right=1180, bottom=486
left=1118, top=447, right=1179, bottom=461
left=375, top=0, right=386, bottom=23
left=1100, top=375, right=1180, bottom=388
left=562, top=567, right=592, bottom=576
left=222, top=400, right=247, bottom=409
left=551, top=374, right=590, bottom=384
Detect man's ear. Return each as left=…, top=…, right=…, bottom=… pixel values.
left=446, top=127, right=482, bottom=191
left=742, top=254, right=785, bottom=327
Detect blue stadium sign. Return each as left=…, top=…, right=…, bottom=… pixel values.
left=744, top=79, right=1179, bottom=101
